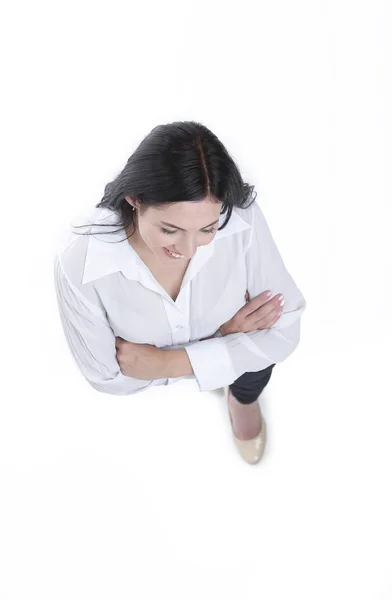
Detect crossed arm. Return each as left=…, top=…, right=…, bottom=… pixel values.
left=55, top=200, right=306, bottom=395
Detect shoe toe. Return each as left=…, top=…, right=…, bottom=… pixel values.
left=224, top=386, right=267, bottom=465
left=232, top=415, right=266, bottom=464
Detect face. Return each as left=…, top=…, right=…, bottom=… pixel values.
left=125, top=195, right=222, bottom=264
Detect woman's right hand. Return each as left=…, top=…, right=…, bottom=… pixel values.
left=219, top=290, right=284, bottom=335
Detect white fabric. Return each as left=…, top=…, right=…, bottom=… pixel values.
left=53, top=201, right=306, bottom=395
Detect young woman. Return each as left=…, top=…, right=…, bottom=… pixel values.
left=53, top=121, right=306, bottom=465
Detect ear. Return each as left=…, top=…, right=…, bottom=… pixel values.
left=124, top=195, right=141, bottom=210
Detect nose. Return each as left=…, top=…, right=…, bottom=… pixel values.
left=179, top=238, right=198, bottom=258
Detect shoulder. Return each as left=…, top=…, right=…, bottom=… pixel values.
left=232, top=201, right=254, bottom=226
left=54, top=206, right=119, bottom=289
left=234, top=195, right=264, bottom=221
left=224, top=201, right=256, bottom=244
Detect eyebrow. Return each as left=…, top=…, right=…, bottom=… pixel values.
left=160, top=219, right=219, bottom=231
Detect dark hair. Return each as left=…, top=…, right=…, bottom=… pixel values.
left=72, top=120, right=257, bottom=242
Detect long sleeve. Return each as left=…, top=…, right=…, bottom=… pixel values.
left=53, top=255, right=151, bottom=396
left=184, top=200, right=307, bottom=392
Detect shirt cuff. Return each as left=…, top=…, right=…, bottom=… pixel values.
left=184, top=337, right=235, bottom=392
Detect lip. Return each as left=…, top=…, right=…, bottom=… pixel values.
left=163, top=247, right=184, bottom=258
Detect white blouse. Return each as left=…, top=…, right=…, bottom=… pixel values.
left=53, top=200, right=306, bottom=395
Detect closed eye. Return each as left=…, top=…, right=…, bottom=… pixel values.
left=161, top=227, right=216, bottom=235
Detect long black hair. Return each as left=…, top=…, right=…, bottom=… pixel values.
left=72, top=121, right=257, bottom=242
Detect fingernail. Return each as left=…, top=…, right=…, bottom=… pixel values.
left=266, top=291, right=272, bottom=297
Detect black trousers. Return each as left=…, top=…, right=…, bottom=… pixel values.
left=229, top=363, right=276, bottom=404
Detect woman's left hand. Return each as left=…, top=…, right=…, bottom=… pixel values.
left=115, top=337, right=166, bottom=380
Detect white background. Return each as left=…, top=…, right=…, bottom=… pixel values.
left=1, top=0, right=391, bottom=598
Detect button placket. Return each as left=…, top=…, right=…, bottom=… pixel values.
left=163, top=283, right=191, bottom=346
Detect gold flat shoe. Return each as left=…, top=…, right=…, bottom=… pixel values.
left=224, top=385, right=266, bottom=465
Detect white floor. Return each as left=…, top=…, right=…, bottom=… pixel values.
left=1, top=321, right=391, bottom=599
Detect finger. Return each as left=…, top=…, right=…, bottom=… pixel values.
left=240, top=290, right=274, bottom=317
left=250, top=291, right=283, bottom=314
left=115, top=337, right=124, bottom=349
left=253, top=306, right=282, bottom=329
left=247, top=299, right=280, bottom=326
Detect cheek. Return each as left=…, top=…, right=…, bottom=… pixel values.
left=141, top=226, right=167, bottom=247
left=199, top=233, right=216, bottom=246
left=157, top=233, right=173, bottom=247
left=153, top=231, right=174, bottom=247
left=200, top=236, right=213, bottom=245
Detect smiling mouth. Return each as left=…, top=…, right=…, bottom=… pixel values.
left=164, top=247, right=185, bottom=258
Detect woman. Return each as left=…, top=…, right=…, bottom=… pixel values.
left=53, top=121, right=306, bottom=465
